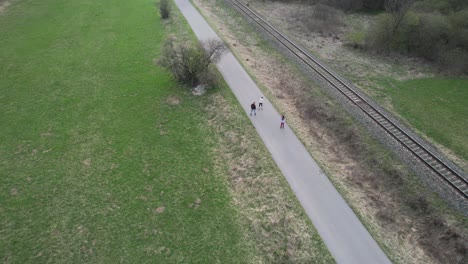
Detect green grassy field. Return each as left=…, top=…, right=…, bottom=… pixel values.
left=386, top=78, right=468, bottom=161
left=0, top=0, right=252, bottom=262
left=0, top=0, right=335, bottom=262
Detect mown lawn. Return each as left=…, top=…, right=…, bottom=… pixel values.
left=0, top=0, right=251, bottom=262
left=386, top=78, right=468, bottom=161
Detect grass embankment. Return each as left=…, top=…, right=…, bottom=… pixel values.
left=0, top=0, right=249, bottom=262
left=385, top=78, right=468, bottom=162
left=0, top=0, right=334, bottom=262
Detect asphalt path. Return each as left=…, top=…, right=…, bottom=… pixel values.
left=175, top=0, right=392, bottom=263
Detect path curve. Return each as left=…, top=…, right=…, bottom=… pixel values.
left=175, top=1, right=391, bottom=263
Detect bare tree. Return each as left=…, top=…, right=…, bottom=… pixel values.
left=158, top=38, right=227, bottom=87
left=200, top=39, right=227, bottom=68
left=385, top=0, right=414, bottom=35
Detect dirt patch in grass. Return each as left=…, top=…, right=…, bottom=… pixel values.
left=10, top=187, right=18, bottom=196
left=194, top=1, right=468, bottom=263
left=81, top=158, right=91, bottom=167
left=166, top=95, right=181, bottom=105
left=153, top=206, right=165, bottom=214
left=0, top=0, right=11, bottom=13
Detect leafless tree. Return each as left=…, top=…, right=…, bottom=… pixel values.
left=158, top=38, right=227, bottom=87
left=200, top=39, right=227, bottom=67
left=385, top=0, right=414, bottom=35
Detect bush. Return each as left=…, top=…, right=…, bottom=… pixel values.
left=451, top=28, right=468, bottom=49
left=419, top=215, right=468, bottom=263
left=295, top=4, right=343, bottom=35
left=449, top=9, right=468, bottom=28
left=413, top=0, right=467, bottom=13
left=159, top=0, right=171, bottom=19
left=318, top=0, right=385, bottom=12
left=158, top=37, right=227, bottom=87
left=365, top=13, right=394, bottom=50
left=407, top=194, right=432, bottom=215
left=408, top=13, right=451, bottom=58
left=345, top=30, right=366, bottom=48
left=437, top=48, right=468, bottom=74
left=314, top=3, right=341, bottom=22
left=361, top=0, right=468, bottom=74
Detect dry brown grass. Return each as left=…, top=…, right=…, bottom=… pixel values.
left=0, top=0, right=11, bottom=14
left=194, top=0, right=468, bottom=263
left=205, top=92, right=333, bottom=263
left=294, top=3, right=344, bottom=35
left=165, top=95, right=181, bottom=105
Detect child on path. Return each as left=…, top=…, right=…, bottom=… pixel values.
left=280, top=115, right=285, bottom=128
left=259, top=96, right=264, bottom=110
left=250, top=102, right=257, bottom=116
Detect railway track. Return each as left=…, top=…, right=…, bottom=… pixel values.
left=227, top=0, right=468, bottom=199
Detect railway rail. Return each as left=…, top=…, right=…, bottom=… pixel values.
left=227, top=0, right=468, bottom=198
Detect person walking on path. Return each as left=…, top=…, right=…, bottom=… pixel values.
left=280, top=115, right=285, bottom=128
left=250, top=102, right=257, bottom=116
left=259, top=96, right=264, bottom=110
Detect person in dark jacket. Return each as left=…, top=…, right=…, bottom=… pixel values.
left=250, top=102, right=256, bottom=116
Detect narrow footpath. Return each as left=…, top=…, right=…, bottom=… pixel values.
left=175, top=0, right=392, bottom=263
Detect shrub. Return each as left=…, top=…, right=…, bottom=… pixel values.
left=365, top=13, right=394, bottom=50
left=450, top=28, right=468, bottom=49
left=437, top=48, right=468, bottom=74
left=314, top=3, right=341, bottom=22
left=361, top=0, right=467, bottom=73
left=319, top=0, right=385, bottom=12
left=407, top=194, right=432, bottom=215
left=295, top=3, right=343, bottom=35
left=345, top=30, right=365, bottom=48
left=413, top=0, right=467, bottom=13
left=159, top=0, right=171, bottom=19
left=409, top=13, right=451, bottom=59
left=158, top=37, right=227, bottom=87
left=449, top=10, right=468, bottom=49
left=448, top=9, right=468, bottom=28
left=419, top=215, right=468, bottom=263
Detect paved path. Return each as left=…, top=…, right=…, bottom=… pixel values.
left=175, top=1, right=392, bottom=263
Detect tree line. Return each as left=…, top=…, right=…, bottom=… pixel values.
left=272, top=0, right=468, bottom=74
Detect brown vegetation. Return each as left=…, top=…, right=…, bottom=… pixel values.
left=271, top=0, right=385, bottom=12
left=0, top=0, right=11, bottom=13
left=362, top=0, right=467, bottom=73
left=294, top=3, right=343, bottom=35
left=271, top=0, right=468, bottom=74
left=206, top=93, right=334, bottom=263
left=194, top=0, right=468, bottom=263
left=158, top=0, right=171, bottom=19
